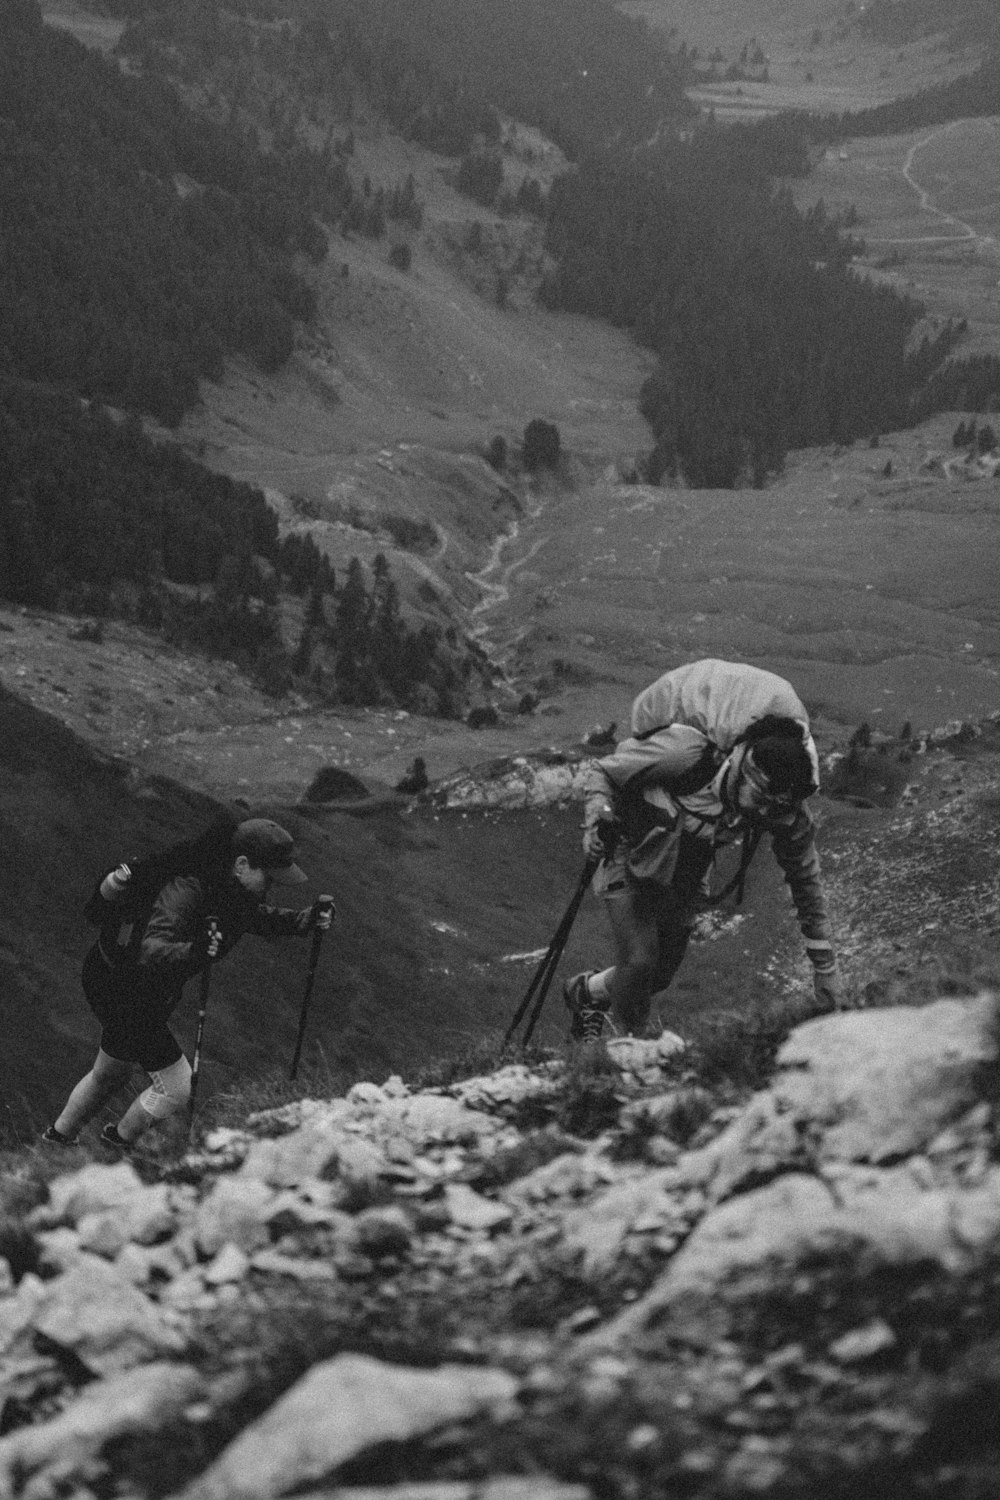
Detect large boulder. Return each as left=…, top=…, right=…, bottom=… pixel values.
left=600, top=1161, right=1000, bottom=1346
left=24, top=1256, right=186, bottom=1374
left=687, top=994, right=1000, bottom=1203
left=179, top=1354, right=519, bottom=1500
left=34, top=1161, right=155, bottom=1227
left=582, top=995, right=1000, bottom=1350
left=0, top=1362, right=203, bottom=1494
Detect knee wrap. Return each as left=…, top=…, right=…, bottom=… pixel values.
left=139, top=1056, right=192, bottom=1120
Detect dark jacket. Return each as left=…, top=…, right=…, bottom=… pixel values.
left=96, top=874, right=312, bottom=1018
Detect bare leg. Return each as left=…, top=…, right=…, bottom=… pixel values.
left=598, top=836, right=713, bottom=1035
left=117, top=1056, right=192, bottom=1143
left=116, top=1096, right=157, bottom=1144
left=603, top=881, right=663, bottom=1034
left=55, top=1048, right=133, bottom=1137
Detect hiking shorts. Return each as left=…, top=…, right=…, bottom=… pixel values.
left=81, top=944, right=184, bottom=1073
left=594, top=830, right=715, bottom=911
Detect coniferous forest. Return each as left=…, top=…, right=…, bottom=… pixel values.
left=540, top=131, right=963, bottom=487
left=2, top=0, right=998, bottom=701
left=0, top=0, right=335, bottom=428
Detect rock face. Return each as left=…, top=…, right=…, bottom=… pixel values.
left=684, top=995, right=1000, bottom=1204
left=181, top=1355, right=518, bottom=1500
left=586, top=995, right=1000, bottom=1350
left=0, top=1363, right=204, bottom=1495
left=426, top=752, right=594, bottom=811
left=2, top=996, right=998, bottom=1499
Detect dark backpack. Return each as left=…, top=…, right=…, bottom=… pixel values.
left=84, top=812, right=239, bottom=941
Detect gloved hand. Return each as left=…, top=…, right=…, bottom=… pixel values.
left=582, top=799, right=619, bottom=861
left=311, top=895, right=336, bottom=932
left=581, top=810, right=614, bottom=858
left=99, top=863, right=132, bottom=902
left=196, top=918, right=223, bottom=964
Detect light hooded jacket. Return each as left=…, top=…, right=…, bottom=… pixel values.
left=583, top=659, right=830, bottom=945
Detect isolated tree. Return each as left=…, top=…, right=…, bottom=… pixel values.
left=522, top=418, right=561, bottom=472
left=457, top=151, right=503, bottom=207
left=486, top=435, right=507, bottom=472
left=305, top=583, right=327, bottom=630
left=292, top=624, right=313, bottom=678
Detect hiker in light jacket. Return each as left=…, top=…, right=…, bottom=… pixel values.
left=43, top=818, right=333, bottom=1151
left=565, top=659, right=842, bottom=1041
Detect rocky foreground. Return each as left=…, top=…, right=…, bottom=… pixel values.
left=2, top=996, right=999, bottom=1499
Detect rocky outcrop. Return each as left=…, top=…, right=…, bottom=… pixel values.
left=424, top=750, right=594, bottom=810
left=584, top=996, right=1000, bottom=1351
left=181, top=1356, right=519, bottom=1500
left=2, top=995, right=998, bottom=1498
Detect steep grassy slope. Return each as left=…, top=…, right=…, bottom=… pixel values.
left=10, top=658, right=1000, bottom=1154
left=0, top=681, right=603, bottom=1141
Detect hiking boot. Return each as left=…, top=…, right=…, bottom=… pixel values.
left=564, top=971, right=609, bottom=1043
left=41, top=1124, right=78, bottom=1147
left=99, top=1122, right=129, bottom=1151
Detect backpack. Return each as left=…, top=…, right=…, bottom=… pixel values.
left=629, top=660, right=820, bottom=793
left=84, top=812, right=239, bottom=946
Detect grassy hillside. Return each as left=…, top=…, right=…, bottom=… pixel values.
left=0, top=680, right=605, bottom=1142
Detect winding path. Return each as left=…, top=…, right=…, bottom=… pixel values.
left=869, top=122, right=1000, bottom=255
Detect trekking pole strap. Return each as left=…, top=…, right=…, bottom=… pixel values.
left=701, top=824, right=764, bottom=908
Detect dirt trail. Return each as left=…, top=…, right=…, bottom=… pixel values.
left=869, top=122, right=1000, bottom=254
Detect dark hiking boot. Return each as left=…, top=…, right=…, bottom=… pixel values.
left=564, top=971, right=609, bottom=1043
left=41, top=1124, right=78, bottom=1147
left=99, top=1122, right=129, bottom=1151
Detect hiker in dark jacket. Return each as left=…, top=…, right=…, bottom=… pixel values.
left=565, top=659, right=842, bottom=1041
left=43, top=818, right=333, bottom=1149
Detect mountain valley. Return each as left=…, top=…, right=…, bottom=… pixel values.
left=3, top=2, right=1000, bottom=1495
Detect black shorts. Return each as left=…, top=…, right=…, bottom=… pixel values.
left=81, top=944, right=183, bottom=1073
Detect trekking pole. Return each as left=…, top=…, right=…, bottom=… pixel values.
left=521, top=857, right=598, bottom=1047
left=289, top=895, right=335, bottom=1080
left=187, top=924, right=217, bottom=1142
left=504, top=855, right=598, bottom=1048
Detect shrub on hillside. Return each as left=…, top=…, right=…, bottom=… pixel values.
left=486, top=435, right=508, bottom=472
left=522, top=418, right=561, bottom=473
left=381, top=513, right=437, bottom=552
left=388, top=241, right=412, bottom=271
left=826, top=744, right=912, bottom=807
left=456, top=150, right=504, bottom=207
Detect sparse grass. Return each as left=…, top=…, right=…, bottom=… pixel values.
left=466, top=1125, right=581, bottom=1191
left=552, top=1042, right=624, bottom=1137
left=611, top=1085, right=716, bottom=1160
left=405, top=1032, right=519, bottom=1090
left=681, top=1000, right=806, bottom=1092
left=192, top=1064, right=345, bottom=1139
left=0, top=1146, right=80, bottom=1218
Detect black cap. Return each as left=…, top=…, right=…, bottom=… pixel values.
left=748, top=737, right=816, bottom=799
left=231, top=819, right=307, bottom=884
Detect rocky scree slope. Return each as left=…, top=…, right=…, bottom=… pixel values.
left=2, top=990, right=999, bottom=1500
